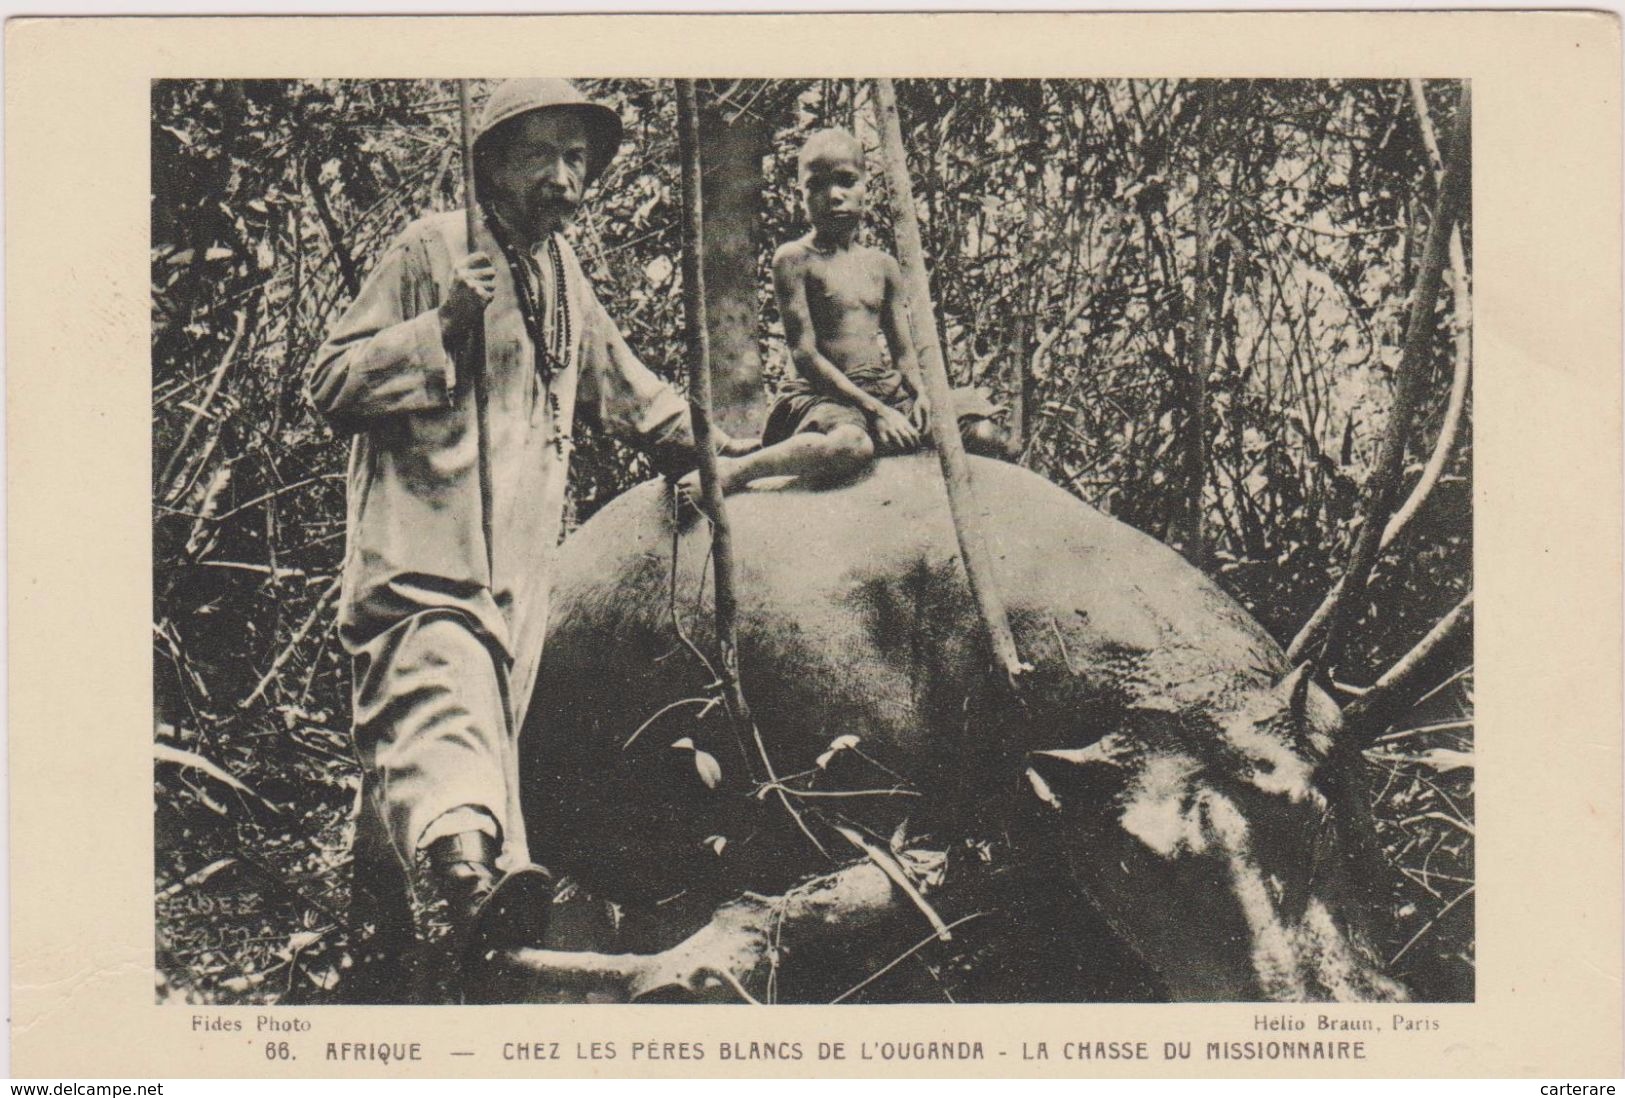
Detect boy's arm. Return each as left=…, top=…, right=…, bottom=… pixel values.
left=773, top=247, right=891, bottom=417
left=880, top=253, right=931, bottom=429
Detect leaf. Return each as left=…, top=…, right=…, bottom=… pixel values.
left=644, top=255, right=673, bottom=284
left=196, top=789, right=230, bottom=817
left=633, top=190, right=661, bottom=226
left=218, top=972, right=266, bottom=995
left=704, top=834, right=728, bottom=856
left=157, top=856, right=238, bottom=899
left=693, top=749, right=723, bottom=790
left=282, top=930, right=323, bottom=959
left=1025, top=767, right=1062, bottom=810
left=670, top=737, right=695, bottom=751
left=816, top=733, right=861, bottom=769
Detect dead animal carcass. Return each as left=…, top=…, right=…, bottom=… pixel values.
left=505, top=455, right=1406, bottom=1004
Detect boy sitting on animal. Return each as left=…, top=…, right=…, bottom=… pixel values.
left=678, top=128, right=1002, bottom=507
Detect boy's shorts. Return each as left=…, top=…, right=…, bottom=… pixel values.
left=762, top=384, right=1000, bottom=448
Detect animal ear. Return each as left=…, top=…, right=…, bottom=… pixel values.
left=1274, top=662, right=1315, bottom=729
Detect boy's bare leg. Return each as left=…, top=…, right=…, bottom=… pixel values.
left=676, top=424, right=875, bottom=509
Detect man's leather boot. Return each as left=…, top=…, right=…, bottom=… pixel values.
left=426, top=830, right=500, bottom=934
left=458, top=863, right=557, bottom=1003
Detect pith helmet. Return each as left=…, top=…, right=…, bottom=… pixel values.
left=472, top=78, right=623, bottom=185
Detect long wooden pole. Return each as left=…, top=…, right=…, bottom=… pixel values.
left=676, top=80, right=751, bottom=731
left=871, top=78, right=1028, bottom=695
left=458, top=80, right=496, bottom=582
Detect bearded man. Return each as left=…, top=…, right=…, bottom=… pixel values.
left=310, top=79, right=749, bottom=945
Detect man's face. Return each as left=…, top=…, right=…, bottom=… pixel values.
left=487, top=110, right=592, bottom=236
left=801, top=149, right=867, bottom=234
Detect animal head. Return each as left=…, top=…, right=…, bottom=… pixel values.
left=1032, top=666, right=1407, bottom=1002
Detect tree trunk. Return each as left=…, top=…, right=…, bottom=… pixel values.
left=1182, top=82, right=1217, bottom=568
left=699, top=86, right=770, bottom=438
left=1007, top=312, right=1031, bottom=459
left=1008, top=80, right=1046, bottom=460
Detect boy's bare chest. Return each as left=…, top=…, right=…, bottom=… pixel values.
left=805, top=254, right=886, bottom=314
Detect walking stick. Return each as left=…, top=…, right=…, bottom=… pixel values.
left=458, top=80, right=497, bottom=582
left=456, top=82, right=533, bottom=874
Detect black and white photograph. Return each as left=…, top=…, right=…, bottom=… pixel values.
left=150, top=75, right=1476, bottom=1009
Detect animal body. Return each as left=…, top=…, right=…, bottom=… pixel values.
left=519, top=455, right=1405, bottom=1002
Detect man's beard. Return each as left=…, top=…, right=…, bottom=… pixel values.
left=526, top=191, right=578, bottom=233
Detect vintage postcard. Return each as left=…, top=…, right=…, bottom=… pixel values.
left=7, top=10, right=1621, bottom=1079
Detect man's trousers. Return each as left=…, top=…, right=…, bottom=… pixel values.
left=347, top=611, right=528, bottom=947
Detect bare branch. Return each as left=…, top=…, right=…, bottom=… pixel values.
left=303, top=155, right=360, bottom=298
left=237, top=576, right=342, bottom=710
left=1389, top=884, right=1473, bottom=967
left=157, top=309, right=249, bottom=498
left=677, top=80, right=749, bottom=730
left=829, top=912, right=986, bottom=1003
left=1182, top=82, right=1218, bottom=566
left=1344, top=592, right=1474, bottom=736
left=155, top=742, right=279, bottom=817
left=832, top=823, right=952, bottom=942
left=1287, top=84, right=1476, bottom=659
left=1291, top=84, right=1471, bottom=672
left=1386, top=80, right=1473, bottom=542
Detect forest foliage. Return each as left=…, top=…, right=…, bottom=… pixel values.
left=152, top=77, right=1473, bottom=1004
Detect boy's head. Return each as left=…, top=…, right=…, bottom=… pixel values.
left=796, top=128, right=867, bottom=231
